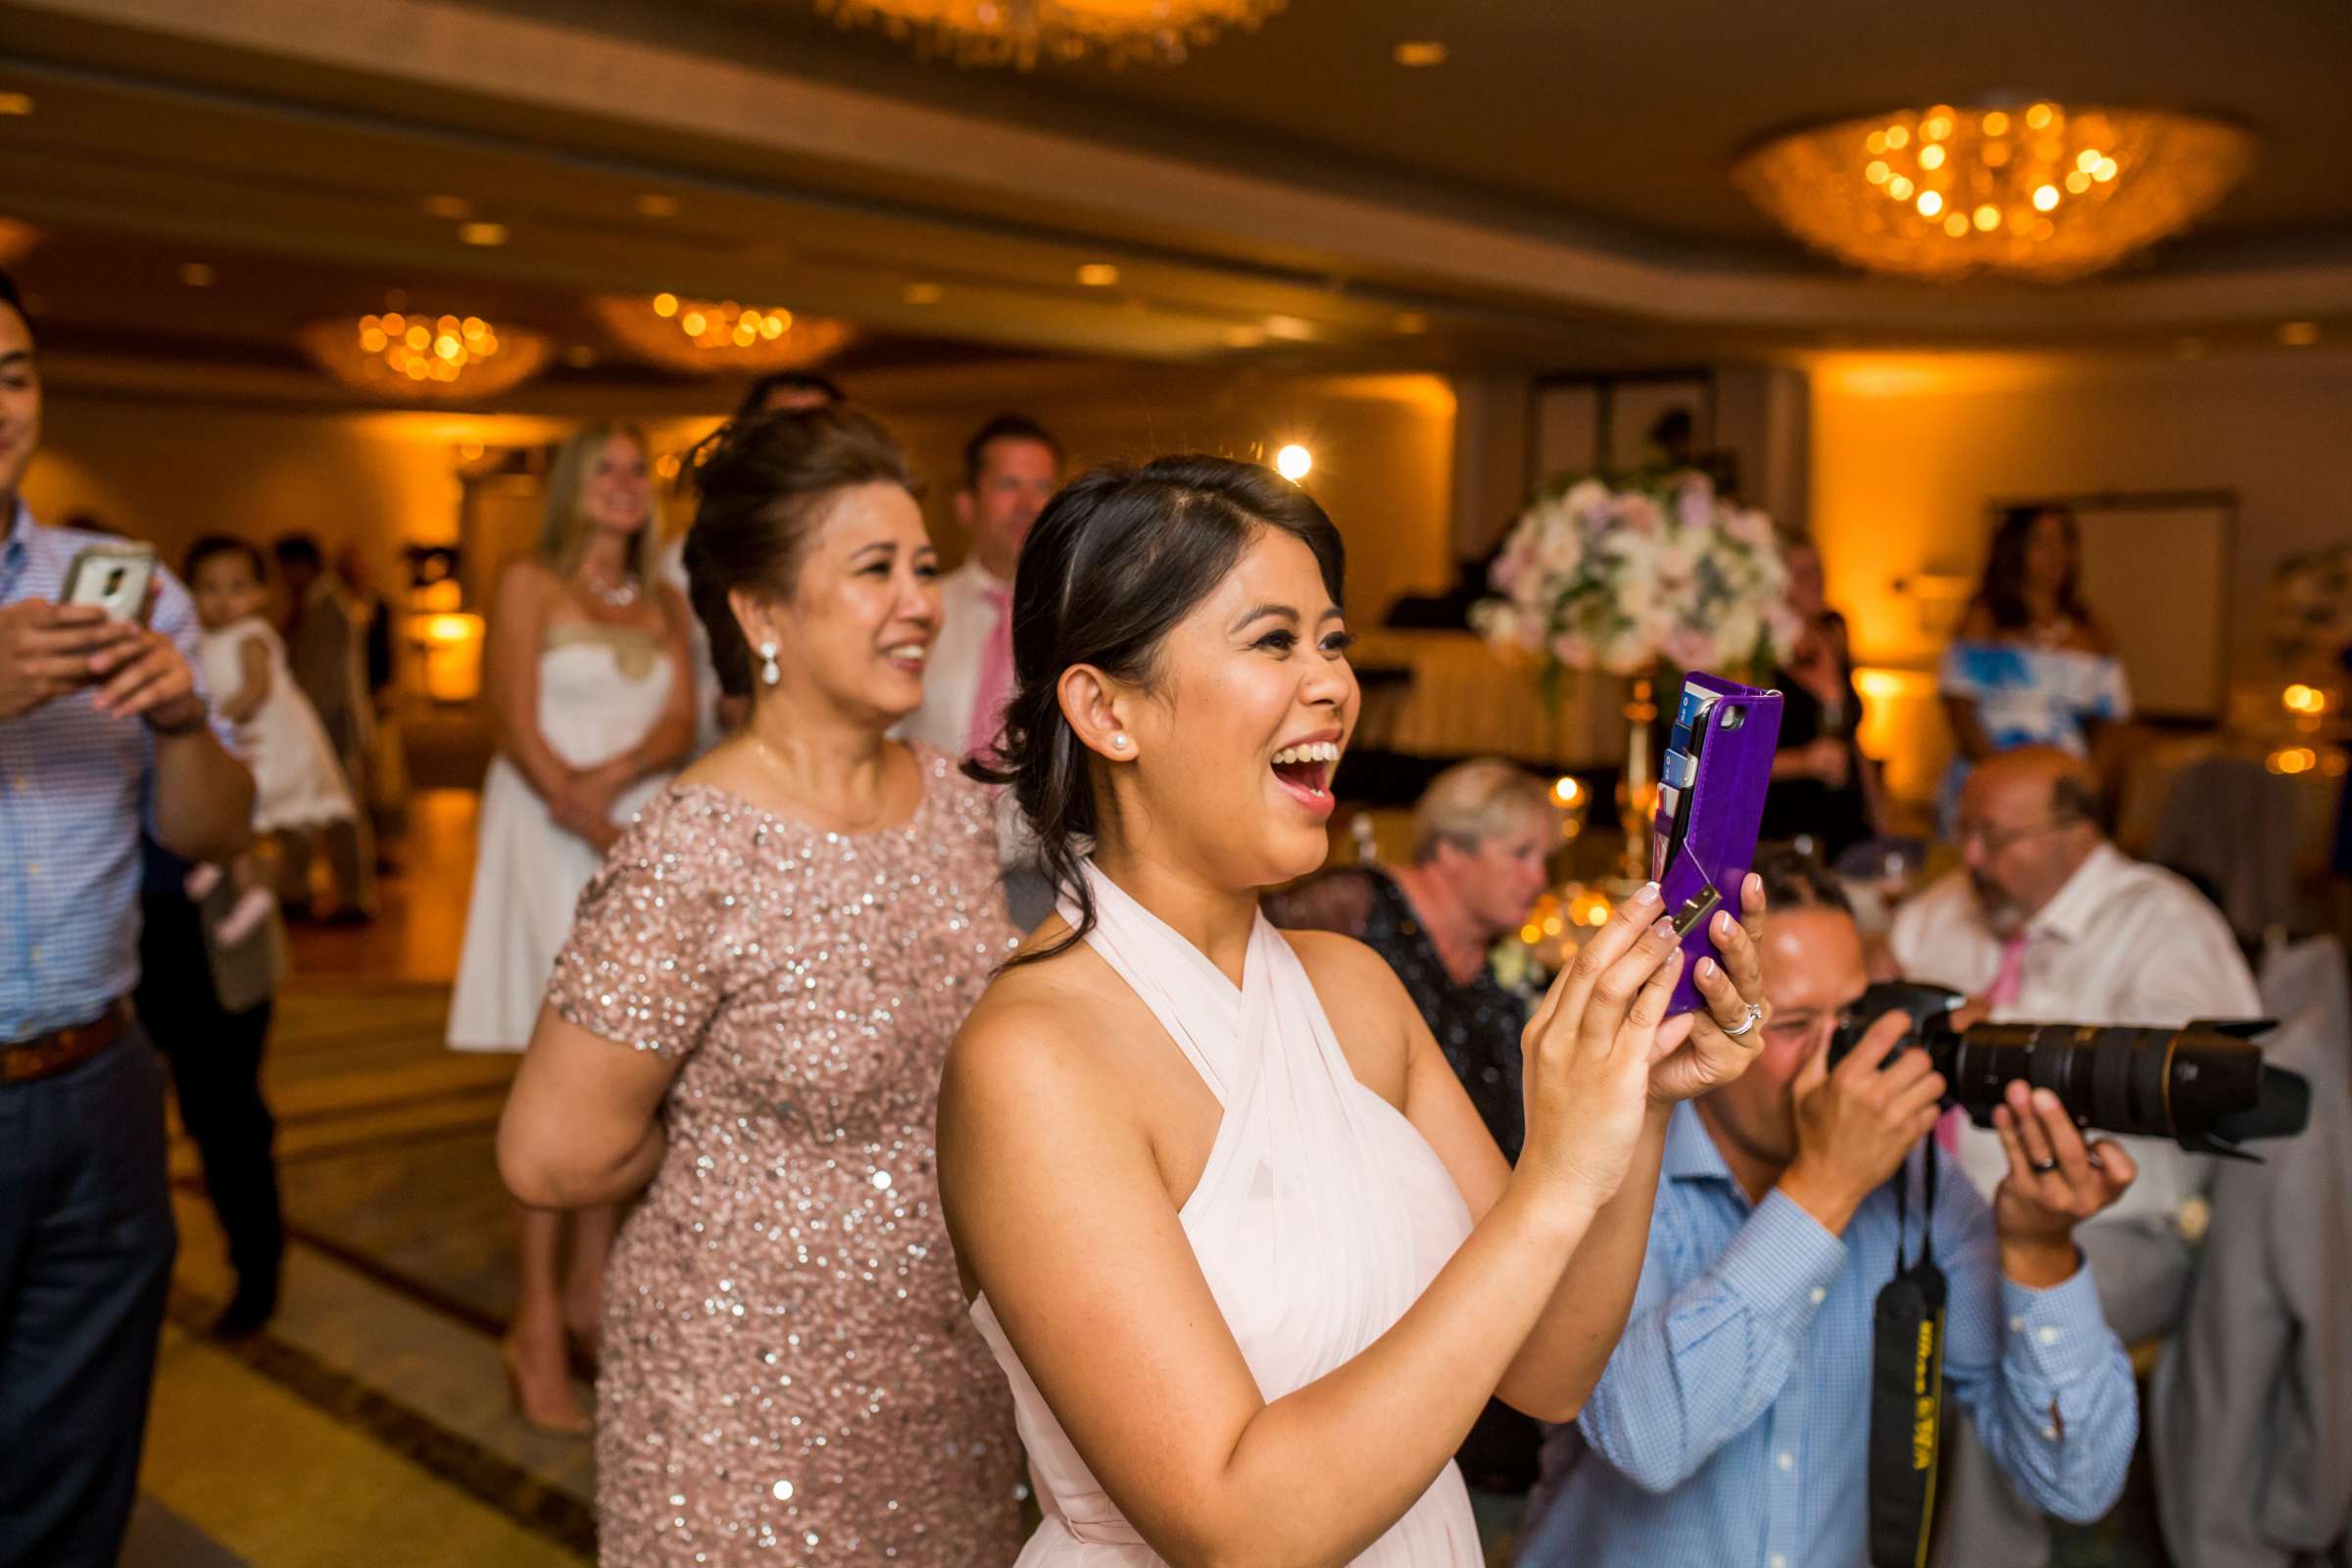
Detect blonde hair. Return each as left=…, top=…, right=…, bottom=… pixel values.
left=538, top=422, right=664, bottom=584
left=1412, top=758, right=1560, bottom=864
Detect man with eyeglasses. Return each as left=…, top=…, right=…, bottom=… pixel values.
left=1516, top=850, right=2139, bottom=1568
left=1888, top=745, right=2260, bottom=1566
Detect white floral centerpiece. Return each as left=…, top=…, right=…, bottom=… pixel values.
left=1472, top=470, right=1800, bottom=884
left=1471, top=471, right=1800, bottom=690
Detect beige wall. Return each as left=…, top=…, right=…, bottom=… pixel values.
left=1809, top=344, right=2352, bottom=798
left=22, top=372, right=1456, bottom=626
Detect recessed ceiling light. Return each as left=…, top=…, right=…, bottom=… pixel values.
left=177, top=263, right=217, bottom=288
left=1393, top=40, right=1447, bottom=67
left=1263, top=315, right=1315, bottom=341
left=421, top=194, right=472, bottom=220
left=903, top=282, right=944, bottom=305
left=2279, top=320, right=2321, bottom=347
left=1075, top=263, right=1120, bottom=287
left=1275, top=443, right=1313, bottom=480
left=0, top=91, right=32, bottom=116
left=1393, top=312, right=1428, bottom=334
left=564, top=345, right=599, bottom=368
left=634, top=194, right=679, bottom=218
left=458, top=221, right=509, bottom=247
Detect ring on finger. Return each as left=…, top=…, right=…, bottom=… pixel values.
left=2030, top=1155, right=2060, bottom=1174
left=1720, top=1001, right=1765, bottom=1039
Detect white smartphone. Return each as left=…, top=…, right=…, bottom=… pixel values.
left=60, top=544, right=158, bottom=624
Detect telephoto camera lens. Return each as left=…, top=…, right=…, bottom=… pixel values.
left=1827, top=981, right=2309, bottom=1156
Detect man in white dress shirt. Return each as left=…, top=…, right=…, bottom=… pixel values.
left=899, top=414, right=1061, bottom=925
left=1890, top=746, right=2262, bottom=1566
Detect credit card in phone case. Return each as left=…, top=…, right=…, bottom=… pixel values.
left=1649, top=672, right=1784, bottom=1016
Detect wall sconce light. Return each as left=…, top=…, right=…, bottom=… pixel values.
left=410, top=612, right=486, bottom=703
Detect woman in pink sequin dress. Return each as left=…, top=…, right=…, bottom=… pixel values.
left=499, top=409, right=1024, bottom=1565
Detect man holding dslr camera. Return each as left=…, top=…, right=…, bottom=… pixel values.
left=0, top=270, right=255, bottom=1568
left=1891, top=746, right=2264, bottom=1565
left=1516, top=852, right=2138, bottom=1568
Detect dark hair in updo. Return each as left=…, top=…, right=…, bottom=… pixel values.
left=682, top=407, right=914, bottom=698
left=970, top=454, right=1345, bottom=965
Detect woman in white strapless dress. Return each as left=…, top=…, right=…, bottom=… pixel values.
left=938, top=456, right=1777, bottom=1566
left=447, top=423, right=697, bottom=1436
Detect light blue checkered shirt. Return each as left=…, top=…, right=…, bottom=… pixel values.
left=1517, top=1102, right=2136, bottom=1568
left=0, top=499, right=229, bottom=1039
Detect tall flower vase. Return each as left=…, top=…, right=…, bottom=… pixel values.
left=1617, top=676, right=1659, bottom=885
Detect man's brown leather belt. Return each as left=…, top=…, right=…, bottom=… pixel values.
left=1, top=1001, right=129, bottom=1085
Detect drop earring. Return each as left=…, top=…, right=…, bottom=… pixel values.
left=759, top=641, right=781, bottom=688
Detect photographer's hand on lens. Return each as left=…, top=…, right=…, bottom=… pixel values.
left=0, top=599, right=135, bottom=720
left=1515, top=882, right=1690, bottom=1211
left=1989, top=1081, right=2137, bottom=1288
left=1647, top=873, right=1772, bottom=1104
left=1778, top=1009, right=1947, bottom=1235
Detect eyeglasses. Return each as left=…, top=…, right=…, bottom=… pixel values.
left=1955, top=816, right=2077, bottom=855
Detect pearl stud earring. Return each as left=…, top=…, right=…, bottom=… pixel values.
left=1110, top=733, right=1131, bottom=751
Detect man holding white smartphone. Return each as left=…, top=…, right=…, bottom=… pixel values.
left=0, top=269, right=255, bottom=1568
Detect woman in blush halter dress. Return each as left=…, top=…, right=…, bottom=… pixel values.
left=937, top=457, right=1777, bottom=1566
left=498, top=409, right=1023, bottom=1565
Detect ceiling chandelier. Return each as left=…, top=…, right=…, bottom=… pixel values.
left=811, top=0, right=1285, bottom=68
left=299, top=312, right=551, bottom=401
left=1734, top=102, right=2255, bottom=283
left=589, top=293, right=855, bottom=375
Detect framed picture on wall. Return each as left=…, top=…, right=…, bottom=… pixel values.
left=1527, top=370, right=1719, bottom=489
left=1990, top=489, right=2235, bottom=722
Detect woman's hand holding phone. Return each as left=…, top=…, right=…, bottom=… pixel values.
left=1513, top=885, right=1690, bottom=1215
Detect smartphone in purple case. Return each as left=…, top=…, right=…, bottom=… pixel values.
left=1649, top=673, right=1784, bottom=1016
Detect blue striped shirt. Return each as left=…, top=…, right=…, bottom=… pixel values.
left=1517, top=1103, right=2135, bottom=1568
left=0, top=500, right=229, bottom=1038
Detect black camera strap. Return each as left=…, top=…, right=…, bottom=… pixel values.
left=1868, top=1139, right=1947, bottom=1568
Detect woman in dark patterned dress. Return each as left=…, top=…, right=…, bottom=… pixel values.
left=498, top=409, right=1025, bottom=1565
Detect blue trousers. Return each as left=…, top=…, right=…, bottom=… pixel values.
left=0, top=1027, right=177, bottom=1568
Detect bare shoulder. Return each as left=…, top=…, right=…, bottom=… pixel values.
left=1279, top=929, right=1418, bottom=1092
left=494, top=556, right=558, bottom=612
left=1282, top=926, right=1409, bottom=996
left=942, top=948, right=1134, bottom=1128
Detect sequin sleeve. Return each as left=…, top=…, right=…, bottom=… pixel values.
left=545, top=792, right=740, bottom=1058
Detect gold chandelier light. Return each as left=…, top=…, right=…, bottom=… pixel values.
left=1735, top=102, right=2255, bottom=282
left=299, top=312, right=551, bottom=401
left=812, top=0, right=1284, bottom=68
left=589, top=293, right=855, bottom=375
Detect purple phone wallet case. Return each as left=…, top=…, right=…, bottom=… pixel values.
left=1648, top=672, right=1785, bottom=1016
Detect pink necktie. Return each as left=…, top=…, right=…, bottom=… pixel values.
left=1985, top=929, right=2032, bottom=1007
left=1940, top=930, right=2032, bottom=1152
left=965, top=580, right=1014, bottom=762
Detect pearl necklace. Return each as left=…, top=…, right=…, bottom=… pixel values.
left=583, top=574, right=639, bottom=609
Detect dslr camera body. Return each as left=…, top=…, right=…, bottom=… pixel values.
left=1828, top=981, right=2308, bottom=1156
